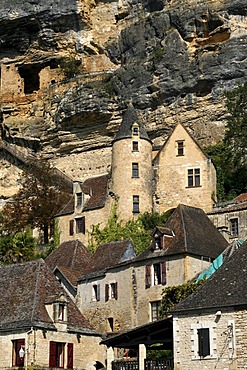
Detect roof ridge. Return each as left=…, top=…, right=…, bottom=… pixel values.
left=180, top=205, right=187, bottom=250
left=31, top=259, right=42, bottom=322
left=71, top=239, right=79, bottom=269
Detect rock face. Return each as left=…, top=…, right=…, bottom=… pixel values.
left=0, top=0, right=247, bottom=193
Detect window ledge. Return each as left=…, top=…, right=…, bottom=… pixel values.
left=186, top=185, right=202, bottom=188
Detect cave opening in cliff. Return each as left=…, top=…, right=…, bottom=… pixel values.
left=18, top=64, right=42, bottom=94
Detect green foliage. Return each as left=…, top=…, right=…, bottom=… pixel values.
left=88, top=203, right=173, bottom=255
left=60, top=56, right=83, bottom=79
left=159, top=280, right=205, bottom=318
left=204, top=82, right=247, bottom=201
left=146, top=349, right=173, bottom=360
left=153, top=46, right=164, bottom=61
left=0, top=229, right=39, bottom=265
left=2, top=160, right=70, bottom=245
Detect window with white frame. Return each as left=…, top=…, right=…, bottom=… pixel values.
left=230, top=218, right=238, bottom=236
left=150, top=301, right=161, bottom=322
left=92, top=284, right=100, bottom=301
left=191, top=322, right=216, bottom=360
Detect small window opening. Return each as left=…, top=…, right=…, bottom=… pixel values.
left=18, top=64, right=42, bottom=94
left=188, top=168, right=201, bottom=187
left=132, top=163, right=139, bottom=178
left=132, top=141, right=139, bottom=151
left=133, top=195, right=140, bottom=214
left=230, top=218, right=238, bottom=236
left=107, top=317, right=114, bottom=332
left=198, top=328, right=210, bottom=357
left=177, top=140, right=184, bottom=156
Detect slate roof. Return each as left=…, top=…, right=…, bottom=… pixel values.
left=56, top=174, right=109, bottom=216
left=172, top=242, right=247, bottom=313
left=82, top=174, right=109, bottom=211
left=79, top=240, right=136, bottom=281
left=45, top=240, right=93, bottom=286
left=113, top=105, right=151, bottom=143
left=0, top=259, right=97, bottom=334
left=137, top=204, right=228, bottom=260
left=208, top=193, right=247, bottom=215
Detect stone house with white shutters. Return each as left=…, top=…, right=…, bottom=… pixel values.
left=0, top=259, right=106, bottom=370
left=56, top=106, right=217, bottom=245
left=76, top=204, right=227, bottom=335
left=172, top=241, right=247, bottom=370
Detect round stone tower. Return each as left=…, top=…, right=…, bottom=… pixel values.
left=111, top=105, right=153, bottom=222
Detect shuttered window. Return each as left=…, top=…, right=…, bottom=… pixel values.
left=49, top=342, right=65, bottom=368
left=12, top=339, right=25, bottom=367
left=198, top=328, right=210, bottom=357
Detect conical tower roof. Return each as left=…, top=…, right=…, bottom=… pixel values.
left=113, top=105, right=151, bottom=143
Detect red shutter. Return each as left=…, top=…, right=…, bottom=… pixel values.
left=145, top=265, right=151, bottom=289
left=69, top=220, right=74, bottom=236
left=115, top=282, right=118, bottom=300
left=67, top=343, right=73, bottom=369
left=49, top=341, right=57, bottom=368
left=161, top=261, right=166, bottom=285
left=105, top=284, right=109, bottom=301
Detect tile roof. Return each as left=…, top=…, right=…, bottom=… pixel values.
left=82, top=174, right=109, bottom=211
left=79, top=240, right=136, bottom=280
left=172, top=242, right=247, bottom=313
left=208, top=193, right=247, bottom=215
left=0, top=259, right=96, bottom=334
left=113, top=105, right=151, bottom=143
left=45, top=240, right=93, bottom=285
left=56, top=174, right=109, bottom=216
left=138, top=204, right=228, bottom=260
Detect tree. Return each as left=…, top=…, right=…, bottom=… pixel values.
left=159, top=280, right=205, bottom=318
left=88, top=202, right=173, bottom=255
left=205, top=82, right=247, bottom=201
left=2, top=160, right=71, bottom=245
left=0, top=229, right=38, bottom=265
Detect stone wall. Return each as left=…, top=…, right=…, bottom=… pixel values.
left=154, top=123, right=217, bottom=213
left=173, top=308, right=247, bottom=369
left=0, top=328, right=106, bottom=370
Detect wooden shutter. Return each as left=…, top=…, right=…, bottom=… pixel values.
left=67, top=343, right=73, bottom=369
left=145, top=265, right=151, bottom=289
left=161, top=261, right=166, bottom=285
left=82, top=217, right=85, bottom=234
left=198, top=328, right=210, bottom=357
left=115, top=282, right=118, bottom=300
left=69, top=220, right=74, bottom=236
left=49, top=341, right=57, bottom=368
left=105, top=284, right=109, bottom=301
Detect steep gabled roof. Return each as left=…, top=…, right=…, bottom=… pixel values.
left=45, top=240, right=93, bottom=284
left=82, top=174, right=109, bottom=211
left=113, top=105, right=151, bottom=143
left=153, top=122, right=210, bottom=162
left=172, top=242, right=247, bottom=313
left=0, top=259, right=96, bottom=334
left=56, top=174, right=109, bottom=216
left=79, top=240, right=136, bottom=281
left=138, top=204, right=228, bottom=260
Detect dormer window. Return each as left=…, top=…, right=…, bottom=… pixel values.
left=154, top=236, right=162, bottom=250
left=58, top=304, right=65, bottom=321
left=53, top=294, right=68, bottom=323
left=132, top=123, right=139, bottom=137
left=76, top=192, right=82, bottom=208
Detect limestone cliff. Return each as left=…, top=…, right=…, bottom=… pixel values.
left=0, top=0, right=246, bottom=194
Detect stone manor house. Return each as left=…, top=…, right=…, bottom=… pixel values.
left=57, top=106, right=217, bottom=245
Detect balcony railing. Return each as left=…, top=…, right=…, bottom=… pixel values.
left=112, top=359, right=173, bottom=370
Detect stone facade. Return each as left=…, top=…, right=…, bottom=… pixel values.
left=208, top=195, right=247, bottom=243
left=173, top=308, right=246, bottom=370
left=57, top=119, right=217, bottom=245
left=77, top=253, right=213, bottom=334
left=153, top=122, right=217, bottom=213
left=0, top=328, right=105, bottom=370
